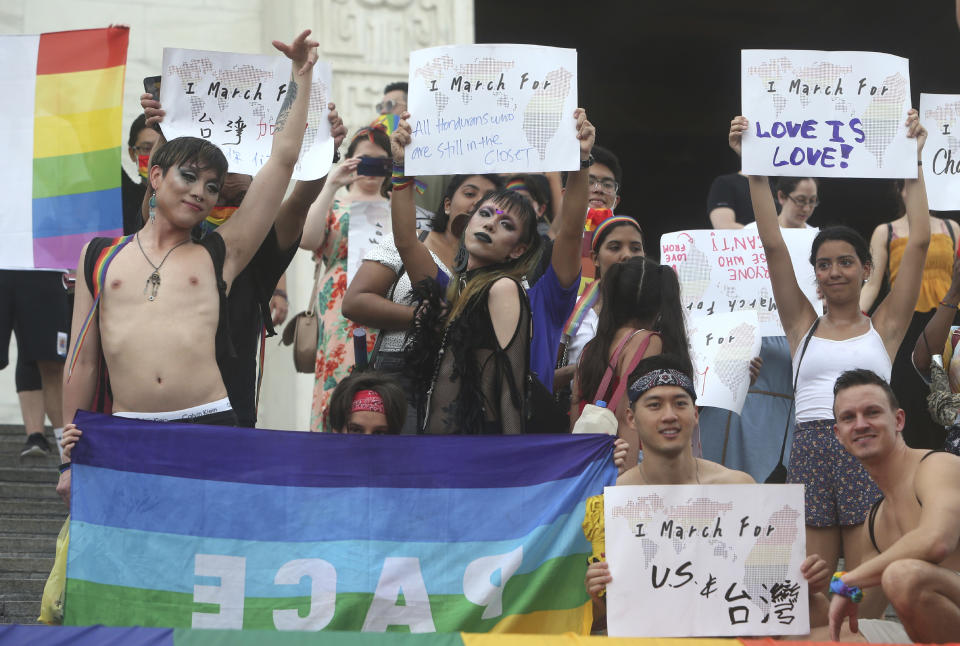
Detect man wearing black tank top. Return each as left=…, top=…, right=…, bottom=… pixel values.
left=828, top=369, right=960, bottom=643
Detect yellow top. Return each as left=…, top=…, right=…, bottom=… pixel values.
left=888, top=231, right=955, bottom=312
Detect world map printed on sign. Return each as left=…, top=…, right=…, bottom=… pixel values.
left=406, top=45, right=579, bottom=175
left=741, top=50, right=915, bottom=178
left=920, top=93, right=960, bottom=211
left=687, top=312, right=761, bottom=414
left=604, top=485, right=808, bottom=638
left=160, top=48, right=334, bottom=181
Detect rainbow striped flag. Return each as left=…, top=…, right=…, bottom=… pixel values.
left=0, top=27, right=128, bottom=269
left=65, top=411, right=615, bottom=633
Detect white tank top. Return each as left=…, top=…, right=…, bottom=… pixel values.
left=793, top=320, right=892, bottom=422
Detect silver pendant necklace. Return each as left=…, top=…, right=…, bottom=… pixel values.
left=136, top=232, right=190, bottom=301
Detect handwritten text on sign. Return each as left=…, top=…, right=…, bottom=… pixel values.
left=160, top=48, right=334, bottom=181
left=405, top=44, right=579, bottom=175
left=688, top=312, right=762, bottom=415
left=604, top=484, right=808, bottom=637
left=921, top=93, right=960, bottom=211
left=741, top=50, right=914, bottom=179
left=660, top=228, right=821, bottom=337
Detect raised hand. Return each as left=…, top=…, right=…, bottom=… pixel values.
left=272, top=29, right=319, bottom=76
left=729, top=116, right=748, bottom=157
left=327, top=103, right=347, bottom=150
left=905, top=108, right=927, bottom=156
left=327, top=157, right=361, bottom=189
left=574, top=108, right=595, bottom=160
left=141, top=92, right=165, bottom=127
left=391, top=111, right=413, bottom=165
left=585, top=560, right=612, bottom=602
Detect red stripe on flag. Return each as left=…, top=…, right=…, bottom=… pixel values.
left=36, top=27, right=129, bottom=75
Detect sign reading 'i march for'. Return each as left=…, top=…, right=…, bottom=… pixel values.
left=405, top=44, right=580, bottom=175
left=741, top=49, right=915, bottom=179
left=921, top=93, right=960, bottom=211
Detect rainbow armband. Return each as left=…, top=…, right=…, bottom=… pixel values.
left=829, top=571, right=863, bottom=603
left=391, top=163, right=426, bottom=194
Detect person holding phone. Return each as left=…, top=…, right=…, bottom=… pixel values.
left=300, top=124, right=392, bottom=431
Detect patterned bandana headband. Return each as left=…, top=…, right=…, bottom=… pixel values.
left=351, top=389, right=385, bottom=414
left=628, top=368, right=697, bottom=404
left=591, top=215, right=642, bottom=253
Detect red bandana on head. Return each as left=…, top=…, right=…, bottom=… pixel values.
left=351, top=389, right=385, bottom=414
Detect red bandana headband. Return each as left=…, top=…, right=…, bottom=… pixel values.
left=351, top=389, right=385, bottom=414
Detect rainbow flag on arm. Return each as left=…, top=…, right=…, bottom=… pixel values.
left=0, top=27, right=128, bottom=269
left=65, top=411, right=615, bottom=633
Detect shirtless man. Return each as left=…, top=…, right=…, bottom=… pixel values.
left=827, top=369, right=960, bottom=643
left=584, top=354, right=829, bottom=629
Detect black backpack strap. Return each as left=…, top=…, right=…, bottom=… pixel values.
left=196, top=232, right=236, bottom=359
left=775, top=317, right=822, bottom=465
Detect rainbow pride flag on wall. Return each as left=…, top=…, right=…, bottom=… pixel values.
left=0, top=27, right=128, bottom=269
left=65, top=411, right=615, bottom=633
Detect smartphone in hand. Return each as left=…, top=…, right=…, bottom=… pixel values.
left=143, top=75, right=161, bottom=102
left=356, top=156, right=392, bottom=177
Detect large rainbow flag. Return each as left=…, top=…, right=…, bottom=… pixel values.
left=0, top=27, right=128, bottom=270
left=65, top=411, right=615, bottom=633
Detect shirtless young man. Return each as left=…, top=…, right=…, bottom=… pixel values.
left=584, top=354, right=830, bottom=628
left=56, top=31, right=315, bottom=471
left=826, top=369, right=960, bottom=643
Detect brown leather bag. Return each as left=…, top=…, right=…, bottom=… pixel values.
left=281, top=262, right=321, bottom=374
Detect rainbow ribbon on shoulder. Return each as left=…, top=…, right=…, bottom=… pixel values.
left=562, top=279, right=600, bottom=341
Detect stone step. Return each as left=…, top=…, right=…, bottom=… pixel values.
left=0, top=518, right=65, bottom=535
left=0, top=615, right=41, bottom=626
left=0, top=577, right=46, bottom=595
left=0, top=483, right=61, bottom=501
left=0, top=535, right=57, bottom=555
left=0, top=499, right=66, bottom=518
left=0, top=467, right=59, bottom=485
left=0, top=453, right=60, bottom=469
left=0, top=555, right=54, bottom=574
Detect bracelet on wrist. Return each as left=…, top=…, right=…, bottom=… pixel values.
left=829, top=571, right=863, bottom=602
left=273, top=289, right=288, bottom=301
left=58, top=462, right=72, bottom=474
left=391, top=165, right=426, bottom=194
left=940, top=299, right=959, bottom=309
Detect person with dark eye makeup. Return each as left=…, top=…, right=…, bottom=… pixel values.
left=388, top=109, right=595, bottom=434
left=57, top=30, right=319, bottom=504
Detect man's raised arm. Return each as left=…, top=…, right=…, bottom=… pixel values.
left=218, top=30, right=318, bottom=284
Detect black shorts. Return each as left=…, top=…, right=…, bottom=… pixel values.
left=0, top=270, right=71, bottom=369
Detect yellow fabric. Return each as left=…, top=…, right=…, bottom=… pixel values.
left=582, top=494, right=605, bottom=563
left=34, top=65, right=125, bottom=117
left=487, top=602, right=592, bottom=635
left=461, top=635, right=738, bottom=645
left=888, top=231, right=955, bottom=312
left=38, top=515, right=69, bottom=625
left=34, top=106, right=123, bottom=158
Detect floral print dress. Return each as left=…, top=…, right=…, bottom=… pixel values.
left=310, top=198, right=378, bottom=431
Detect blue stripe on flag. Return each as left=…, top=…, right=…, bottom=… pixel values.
left=67, top=510, right=589, bottom=596
left=71, top=463, right=608, bottom=543
left=71, top=411, right=616, bottom=489
left=32, top=187, right=121, bottom=238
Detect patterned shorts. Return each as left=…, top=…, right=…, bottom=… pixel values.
left=787, top=419, right=882, bottom=528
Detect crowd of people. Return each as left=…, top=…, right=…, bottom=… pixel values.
left=4, top=24, right=960, bottom=643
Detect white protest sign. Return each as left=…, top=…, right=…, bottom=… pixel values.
left=921, top=93, right=960, bottom=211
left=741, top=50, right=915, bottom=178
left=405, top=44, right=579, bottom=175
left=160, top=48, right=334, bottom=180
left=605, top=484, right=808, bottom=637
left=660, top=229, right=821, bottom=337
left=346, top=201, right=392, bottom=286
left=687, top=311, right=762, bottom=414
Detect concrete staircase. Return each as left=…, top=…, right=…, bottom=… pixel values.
left=0, top=425, right=65, bottom=625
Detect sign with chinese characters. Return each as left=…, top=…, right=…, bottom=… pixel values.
left=688, top=312, right=762, bottom=414
left=921, top=93, right=960, bottom=211
left=604, top=484, right=808, bottom=637
left=660, top=228, right=821, bottom=337
left=160, top=48, right=334, bottom=180
left=741, top=50, right=915, bottom=178
left=405, top=44, right=579, bottom=175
